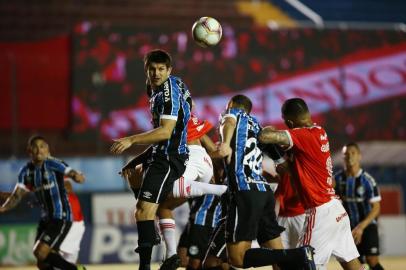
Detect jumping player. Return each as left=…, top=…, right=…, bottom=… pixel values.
left=218, top=95, right=316, bottom=270
left=111, top=49, right=192, bottom=270
left=259, top=98, right=363, bottom=270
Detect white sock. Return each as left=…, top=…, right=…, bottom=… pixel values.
left=159, top=218, right=177, bottom=259
left=172, top=177, right=227, bottom=198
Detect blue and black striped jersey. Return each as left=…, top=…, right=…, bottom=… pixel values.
left=334, top=169, right=381, bottom=228
left=17, top=158, right=72, bottom=221
left=221, top=108, right=271, bottom=192
left=189, top=194, right=222, bottom=228
left=150, top=75, right=191, bottom=155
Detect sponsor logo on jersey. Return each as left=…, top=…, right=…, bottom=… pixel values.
left=33, top=182, right=56, bottom=192
left=164, top=81, right=170, bottom=102
left=336, top=212, right=348, bottom=222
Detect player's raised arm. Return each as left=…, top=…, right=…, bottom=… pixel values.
left=110, top=118, right=177, bottom=154
left=218, top=116, right=236, bottom=160
left=0, top=185, right=28, bottom=213
left=259, top=126, right=290, bottom=146
left=66, top=169, right=85, bottom=184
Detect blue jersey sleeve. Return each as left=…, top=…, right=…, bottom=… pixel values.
left=17, top=166, right=30, bottom=191
left=161, top=76, right=181, bottom=120
left=363, top=172, right=381, bottom=203
left=46, top=159, right=71, bottom=175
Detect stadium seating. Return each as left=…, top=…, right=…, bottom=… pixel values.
left=270, top=0, right=406, bottom=23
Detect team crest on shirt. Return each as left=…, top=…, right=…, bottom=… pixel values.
left=189, top=245, right=199, bottom=256
left=357, top=186, right=365, bottom=196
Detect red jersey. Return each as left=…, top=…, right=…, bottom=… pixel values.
left=285, top=125, right=335, bottom=209
left=68, top=192, right=84, bottom=222
left=275, top=173, right=305, bottom=217
left=187, top=114, right=213, bottom=142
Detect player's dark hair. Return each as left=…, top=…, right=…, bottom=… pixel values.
left=144, top=49, right=172, bottom=70
left=345, top=142, right=360, bottom=152
left=146, top=80, right=152, bottom=97
left=281, top=98, right=309, bottom=118
left=27, top=134, right=47, bottom=147
left=231, top=94, right=252, bottom=113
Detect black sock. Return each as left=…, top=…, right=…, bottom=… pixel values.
left=137, top=220, right=156, bottom=270
left=203, top=267, right=223, bottom=270
left=243, top=248, right=306, bottom=268
left=44, top=252, right=77, bottom=270
left=371, top=263, right=384, bottom=270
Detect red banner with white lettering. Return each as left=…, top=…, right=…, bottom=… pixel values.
left=72, top=25, right=406, bottom=148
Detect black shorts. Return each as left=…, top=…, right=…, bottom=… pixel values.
left=357, top=223, right=380, bottom=256
left=35, top=219, right=72, bottom=250
left=178, top=222, right=214, bottom=260
left=187, top=224, right=214, bottom=259
left=178, top=222, right=191, bottom=249
left=204, top=218, right=227, bottom=263
left=226, top=190, right=284, bottom=243
left=139, top=153, right=187, bottom=203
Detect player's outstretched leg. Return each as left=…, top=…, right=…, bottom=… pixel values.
left=172, top=178, right=227, bottom=198
left=243, top=245, right=316, bottom=270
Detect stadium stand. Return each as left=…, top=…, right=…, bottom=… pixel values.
left=270, top=0, right=406, bottom=23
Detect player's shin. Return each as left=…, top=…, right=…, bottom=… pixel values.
left=44, top=252, right=78, bottom=270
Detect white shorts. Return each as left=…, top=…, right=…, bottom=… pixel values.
left=59, top=220, right=85, bottom=263
left=277, top=213, right=305, bottom=249
left=298, top=199, right=359, bottom=266
left=183, top=145, right=213, bottom=183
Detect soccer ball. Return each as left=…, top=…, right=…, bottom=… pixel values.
left=192, top=17, right=222, bottom=48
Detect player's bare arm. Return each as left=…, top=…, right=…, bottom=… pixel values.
left=110, top=118, right=177, bottom=154
left=200, top=134, right=225, bottom=160
left=67, top=170, right=85, bottom=184
left=259, top=126, right=290, bottom=146
left=120, top=146, right=152, bottom=179
left=218, top=116, right=236, bottom=163
left=0, top=186, right=28, bottom=213
left=352, top=201, right=380, bottom=244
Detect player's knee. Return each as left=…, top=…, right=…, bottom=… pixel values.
left=365, top=255, right=379, bottom=266
left=203, top=255, right=222, bottom=269
left=135, top=201, right=157, bottom=220
left=33, top=248, right=49, bottom=262
left=227, top=254, right=244, bottom=268
left=188, top=258, right=202, bottom=269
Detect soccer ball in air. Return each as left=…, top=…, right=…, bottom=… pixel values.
left=192, top=17, right=222, bottom=48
